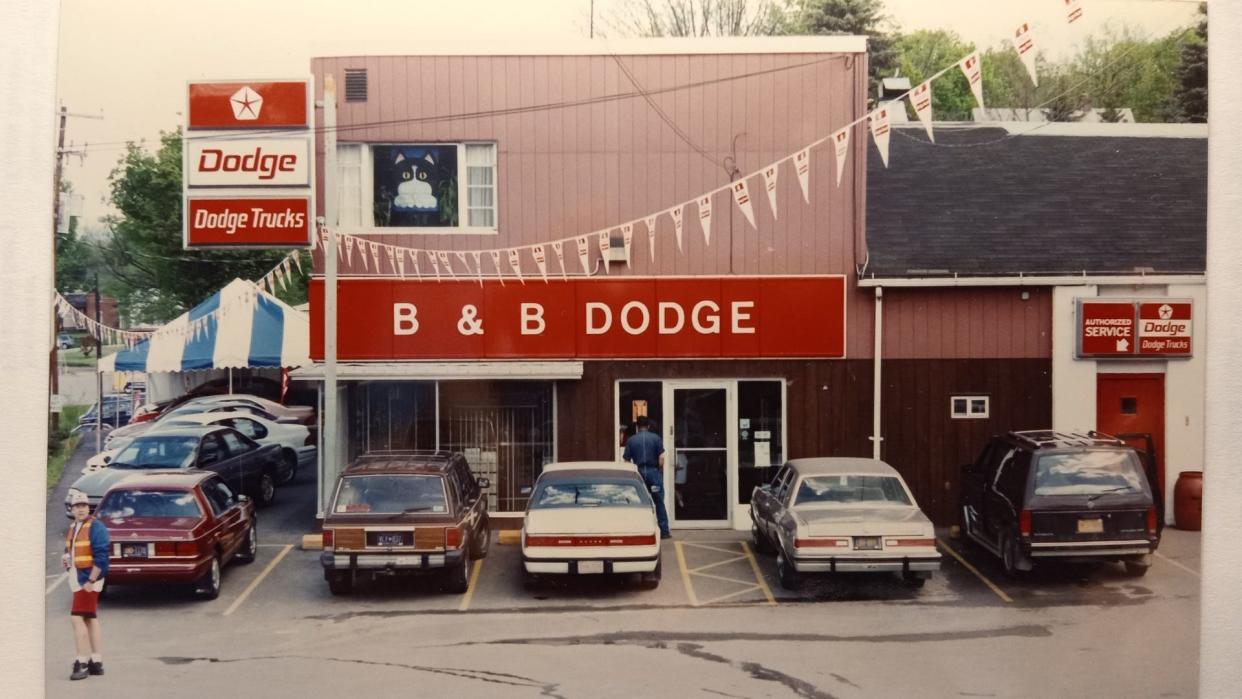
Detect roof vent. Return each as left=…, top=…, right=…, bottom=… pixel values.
left=344, top=69, right=367, bottom=102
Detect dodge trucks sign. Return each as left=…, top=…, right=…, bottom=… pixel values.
left=309, top=276, right=847, bottom=360
left=1076, top=298, right=1192, bottom=358
left=186, top=197, right=311, bottom=246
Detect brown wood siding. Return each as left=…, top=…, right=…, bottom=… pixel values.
left=882, top=287, right=1052, bottom=359
left=880, top=359, right=1052, bottom=525
left=312, top=51, right=875, bottom=357
left=557, top=360, right=874, bottom=463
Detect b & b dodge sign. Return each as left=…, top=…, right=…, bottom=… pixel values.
left=309, top=276, right=846, bottom=360
left=1076, top=298, right=1193, bottom=358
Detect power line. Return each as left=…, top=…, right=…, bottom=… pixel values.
left=609, top=53, right=724, bottom=168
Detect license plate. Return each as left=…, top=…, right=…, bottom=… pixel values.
left=376, top=533, right=405, bottom=547
left=853, top=536, right=882, bottom=551
left=122, top=543, right=148, bottom=558
left=1078, top=518, right=1105, bottom=534
left=578, top=560, right=605, bottom=574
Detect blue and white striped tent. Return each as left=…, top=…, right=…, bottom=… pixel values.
left=98, top=278, right=310, bottom=373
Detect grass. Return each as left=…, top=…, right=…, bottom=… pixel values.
left=59, top=345, right=124, bottom=367
left=47, top=404, right=88, bottom=492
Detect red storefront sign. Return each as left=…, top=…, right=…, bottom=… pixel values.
left=187, top=81, right=309, bottom=129
left=309, top=276, right=846, bottom=360
left=1078, top=301, right=1136, bottom=356
left=1137, top=301, right=1193, bottom=356
left=185, top=197, right=310, bottom=247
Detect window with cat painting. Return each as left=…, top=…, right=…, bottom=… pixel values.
left=369, top=143, right=496, bottom=229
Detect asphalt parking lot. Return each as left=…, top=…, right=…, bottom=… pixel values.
left=44, top=436, right=1203, bottom=697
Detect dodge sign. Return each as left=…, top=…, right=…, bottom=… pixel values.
left=1076, top=298, right=1193, bottom=358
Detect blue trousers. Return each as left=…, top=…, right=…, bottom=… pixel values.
left=639, top=466, right=670, bottom=535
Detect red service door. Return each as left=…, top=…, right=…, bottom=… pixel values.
left=1096, top=374, right=1166, bottom=495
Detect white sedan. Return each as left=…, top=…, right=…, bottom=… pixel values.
left=521, top=462, right=662, bottom=589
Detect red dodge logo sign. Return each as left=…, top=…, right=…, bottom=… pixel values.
left=188, top=81, right=309, bottom=129
left=185, top=197, right=310, bottom=247
left=1138, top=301, right=1192, bottom=355
left=1077, top=298, right=1194, bottom=358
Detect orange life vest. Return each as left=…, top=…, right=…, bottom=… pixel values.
left=66, top=518, right=95, bottom=570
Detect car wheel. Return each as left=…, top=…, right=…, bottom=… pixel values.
left=1124, top=560, right=1151, bottom=577
left=902, top=572, right=927, bottom=589
left=522, top=569, right=541, bottom=590
left=777, top=552, right=801, bottom=591
left=751, top=525, right=774, bottom=555
left=255, top=472, right=277, bottom=507
left=236, top=524, right=258, bottom=564
left=195, top=555, right=222, bottom=600
left=1001, top=533, right=1023, bottom=579
left=470, top=517, right=491, bottom=559
left=278, top=450, right=298, bottom=485
left=639, top=557, right=662, bottom=590
left=327, top=572, right=353, bottom=596
left=444, top=548, right=472, bottom=594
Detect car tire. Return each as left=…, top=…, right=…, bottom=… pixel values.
left=522, top=569, right=540, bottom=590
left=327, top=572, right=353, bottom=596
left=639, top=558, right=662, bottom=590
left=777, top=552, right=801, bottom=591
left=1001, top=533, right=1024, bottom=579
left=751, top=525, right=774, bottom=555
left=470, top=517, right=491, bottom=559
left=444, top=549, right=472, bottom=594
left=1124, top=560, right=1151, bottom=577
left=195, top=555, right=222, bottom=600
left=255, top=472, right=277, bottom=508
left=278, top=450, right=298, bottom=485
left=902, top=572, right=927, bottom=589
left=236, top=524, right=258, bottom=564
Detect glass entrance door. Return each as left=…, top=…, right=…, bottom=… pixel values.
left=665, top=382, right=735, bottom=528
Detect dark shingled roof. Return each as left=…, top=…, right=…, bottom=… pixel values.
left=864, top=126, right=1206, bottom=278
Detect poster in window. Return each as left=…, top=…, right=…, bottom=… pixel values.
left=373, top=145, right=458, bottom=227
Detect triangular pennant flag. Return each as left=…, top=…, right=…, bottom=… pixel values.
left=1012, top=22, right=1039, bottom=86
left=552, top=241, right=567, bottom=280
left=507, top=248, right=525, bottom=284
left=597, top=231, right=611, bottom=274
left=369, top=242, right=381, bottom=272
left=427, top=250, right=441, bottom=281
left=793, top=149, right=812, bottom=203
left=831, top=128, right=850, bottom=186
left=909, top=80, right=935, bottom=142
left=395, top=248, right=407, bottom=278
left=344, top=235, right=355, bottom=267
left=762, top=165, right=780, bottom=220
left=489, top=250, right=505, bottom=286
left=576, top=235, right=591, bottom=273
left=311, top=228, right=320, bottom=251
left=959, top=51, right=984, bottom=109
left=438, top=251, right=454, bottom=278
left=869, top=105, right=892, bottom=168
left=731, top=177, right=757, bottom=229
left=292, top=249, right=303, bottom=274
left=455, top=252, right=469, bottom=277
left=532, top=244, right=549, bottom=282
left=472, top=251, right=484, bottom=287
left=386, top=246, right=397, bottom=275
left=621, top=223, right=634, bottom=267
left=644, top=215, right=658, bottom=263
left=670, top=207, right=684, bottom=252
left=1065, top=0, right=1083, bottom=24
left=335, top=231, right=343, bottom=261
left=697, top=195, right=713, bottom=245
left=282, top=256, right=293, bottom=280
left=274, top=264, right=286, bottom=290
left=410, top=250, right=421, bottom=278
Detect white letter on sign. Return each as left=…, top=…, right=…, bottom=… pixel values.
left=620, top=301, right=651, bottom=335
left=521, top=303, right=546, bottom=335
left=658, top=302, right=685, bottom=334
left=692, top=301, right=721, bottom=334
left=586, top=302, right=612, bottom=335
left=731, top=301, right=756, bottom=334
left=393, top=303, right=419, bottom=335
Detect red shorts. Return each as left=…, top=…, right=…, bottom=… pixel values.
left=71, top=588, right=99, bottom=618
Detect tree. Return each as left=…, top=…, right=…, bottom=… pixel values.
left=893, top=29, right=976, bottom=121
left=1172, top=2, right=1207, bottom=122
left=793, top=0, right=898, bottom=99
left=55, top=181, right=97, bottom=293
left=101, top=130, right=306, bottom=324
left=604, top=0, right=791, bottom=37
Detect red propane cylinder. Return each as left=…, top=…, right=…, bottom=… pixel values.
left=1173, top=471, right=1203, bottom=531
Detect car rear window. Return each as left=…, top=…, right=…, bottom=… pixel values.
left=531, top=480, right=652, bottom=508
left=1034, top=451, right=1150, bottom=496
left=332, top=475, right=447, bottom=514
left=97, top=490, right=203, bottom=519
left=113, top=436, right=199, bottom=469
left=794, top=475, right=912, bottom=506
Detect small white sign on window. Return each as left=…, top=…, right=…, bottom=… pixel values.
left=754, top=441, right=771, bottom=467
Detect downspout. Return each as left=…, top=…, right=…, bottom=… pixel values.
left=872, top=286, right=883, bottom=460
left=322, top=73, right=339, bottom=519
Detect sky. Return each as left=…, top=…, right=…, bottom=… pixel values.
left=56, top=0, right=1201, bottom=228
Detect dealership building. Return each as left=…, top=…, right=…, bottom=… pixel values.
left=299, top=38, right=1206, bottom=528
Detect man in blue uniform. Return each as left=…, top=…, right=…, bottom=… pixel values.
left=623, top=416, right=671, bottom=539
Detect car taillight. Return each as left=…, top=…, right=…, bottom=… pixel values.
left=153, top=542, right=177, bottom=556
left=177, top=542, right=198, bottom=556
left=322, top=529, right=334, bottom=550
left=445, top=526, right=462, bottom=548
left=793, top=537, right=848, bottom=548
left=884, top=538, right=936, bottom=547
left=1146, top=506, right=1158, bottom=535
left=525, top=534, right=656, bottom=546
left=1019, top=510, right=1032, bottom=537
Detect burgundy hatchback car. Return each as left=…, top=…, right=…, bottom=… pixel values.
left=96, top=470, right=257, bottom=599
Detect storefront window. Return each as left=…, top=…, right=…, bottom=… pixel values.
left=617, top=381, right=664, bottom=456
left=738, top=380, right=784, bottom=504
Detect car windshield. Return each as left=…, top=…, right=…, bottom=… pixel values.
left=531, top=481, right=651, bottom=508
left=332, top=475, right=447, bottom=514
left=1034, top=450, right=1150, bottom=496
left=97, top=489, right=203, bottom=519
left=794, top=475, right=913, bottom=507
left=112, top=436, right=199, bottom=469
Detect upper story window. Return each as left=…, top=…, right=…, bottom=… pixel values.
left=337, top=142, right=497, bottom=234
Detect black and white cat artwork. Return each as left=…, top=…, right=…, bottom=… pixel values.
left=391, top=151, right=442, bottom=212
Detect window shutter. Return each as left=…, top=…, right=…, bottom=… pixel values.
left=344, top=69, right=368, bottom=102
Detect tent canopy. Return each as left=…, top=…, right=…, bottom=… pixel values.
left=98, top=278, right=310, bottom=373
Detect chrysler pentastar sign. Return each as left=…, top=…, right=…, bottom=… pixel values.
left=183, top=79, right=313, bottom=248
left=308, top=276, right=847, bottom=360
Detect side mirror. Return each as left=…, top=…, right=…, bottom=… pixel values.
left=519, top=486, right=532, bottom=496
left=103, top=456, right=111, bottom=464
left=478, top=477, right=491, bottom=489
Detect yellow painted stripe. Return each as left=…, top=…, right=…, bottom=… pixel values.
left=45, top=573, right=67, bottom=596
left=458, top=558, right=484, bottom=611
left=674, top=541, right=699, bottom=607
left=224, top=544, right=293, bottom=617
left=739, top=541, right=777, bottom=606
left=937, top=538, right=1012, bottom=604
left=498, top=530, right=522, bottom=545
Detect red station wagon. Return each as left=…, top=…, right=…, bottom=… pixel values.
left=96, top=470, right=257, bottom=599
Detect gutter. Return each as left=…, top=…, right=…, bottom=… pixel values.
left=857, top=274, right=1205, bottom=288
left=871, top=287, right=883, bottom=460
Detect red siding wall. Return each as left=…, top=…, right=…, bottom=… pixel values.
left=881, top=287, right=1052, bottom=359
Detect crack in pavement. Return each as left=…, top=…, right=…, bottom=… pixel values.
left=456, top=624, right=1051, bottom=647
left=830, top=672, right=860, bottom=688
left=675, top=642, right=836, bottom=699
left=155, top=654, right=565, bottom=697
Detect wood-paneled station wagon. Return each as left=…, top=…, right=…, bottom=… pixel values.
left=750, top=458, right=941, bottom=590
left=320, top=451, right=490, bottom=595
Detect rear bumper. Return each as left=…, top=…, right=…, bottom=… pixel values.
left=522, top=552, right=660, bottom=575
left=320, top=549, right=465, bottom=572
left=791, top=554, right=941, bottom=574
left=107, top=558, right=212, bottom=583
left=1026, top=539, right=1156, bottom=559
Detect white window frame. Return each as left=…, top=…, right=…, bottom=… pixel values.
left=336, top=141, right=498, bottom=236
left=951, top=395, right=990, bottom=420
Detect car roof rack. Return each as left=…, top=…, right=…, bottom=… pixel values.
left=1009, top=430, right=1125, bottom=449
left=347, top=450, right=458, bottom=471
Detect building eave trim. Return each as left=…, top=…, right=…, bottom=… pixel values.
left=857, top=274, right=1206, bottom=288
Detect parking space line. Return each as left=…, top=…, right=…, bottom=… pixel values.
left=674, top=541, right=700, bottom=607
left=688, top=554, right=748, bottom=574
left=937, top=538, right=1012, bottom=604
left=224, top=544, right=293, bottom=617
left=686, top=542, right=747, bottom=557
left=739, top=541, right=776, bottom=606
left=1155, top=551, right=1200, bottom=578
left=458, top=558, right=484, bottom=611
left=45, top=573, right=67, bottom=596
left=698, top=586, right=766, bottom=606
left=692, top=570, right=765, bottom=587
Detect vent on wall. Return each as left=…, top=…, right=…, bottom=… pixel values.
left=344, top=69, right=368, bottom=102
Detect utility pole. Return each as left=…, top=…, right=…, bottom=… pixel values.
left=94, top=273, right=103, bottom=453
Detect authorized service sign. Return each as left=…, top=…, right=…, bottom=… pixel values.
left=309, top=276, right=847, bottom=360
left=1076, top=298, right=1193, bottom=358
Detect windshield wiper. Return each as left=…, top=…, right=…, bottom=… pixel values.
left=386, top=506, right=434, bottom=518
left=1087, top=486, right=1134, bottom=502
